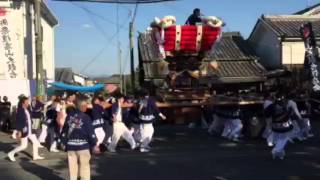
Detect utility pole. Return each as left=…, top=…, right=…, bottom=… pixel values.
left=129, top=4, right=138, bottom=91
left=129, top=21, right=135, bottom=91
left=116, top=3, right=123, bottom=93
left=34, top=0, right=44, bottom=97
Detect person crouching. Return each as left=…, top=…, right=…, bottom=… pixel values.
left=137, top=89, right=166, bottom=152
left=107, top=93, right=136, bottom=153
left=61, top=98, right=99, bottom=180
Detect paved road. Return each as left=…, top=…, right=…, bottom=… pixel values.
left=0, top=122, right=320, bottom=180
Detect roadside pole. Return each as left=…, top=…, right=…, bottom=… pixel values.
left=35, top=0, right=44, bottom=97
left=129, top=21, right=135, bottom=91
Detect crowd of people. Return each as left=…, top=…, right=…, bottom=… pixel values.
left=3, top=89, right=165, bottom=180
left=0, top=88, right=318, bottom=179
left=207, top=90, right=315, bottom=160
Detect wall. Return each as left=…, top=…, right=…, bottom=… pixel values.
left=41, top=17, right=55, bottom=81
left=248, top=20, right=281, bottom=69
left=282, top=41, right=306, bottom=66
left=74, top=74, right=86, bottom=85
left=0, top=1, right=26, bottom=80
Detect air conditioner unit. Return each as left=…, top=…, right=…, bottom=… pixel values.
left=0, top=0, right=11, bottom=8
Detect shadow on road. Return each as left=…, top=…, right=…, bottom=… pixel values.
left=19, top=160, right=64, bottom=180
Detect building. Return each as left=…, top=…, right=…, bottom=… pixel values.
left=207, top=32, right=266, bottom=85
left=0, top=0, right=58, bottom=104
left=295, top=3, right=320, bottom=16
left=248, top=5, right=320, bottom=70
left=55, top=68, right=88, bottom=86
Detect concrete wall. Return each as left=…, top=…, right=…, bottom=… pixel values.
left=248, top=20, right=281, bottom=69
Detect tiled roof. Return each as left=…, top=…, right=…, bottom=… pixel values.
left=214, top=61, right=266, bottom=83
left=208, top=32, right=258, bottom=61
left=262, top=16, right=320, bottom=38
left=207, top=32, right=266, bottom=83
left=41, top=2, right=58, bottom=27
left=294, top=3, right=320, bottom=15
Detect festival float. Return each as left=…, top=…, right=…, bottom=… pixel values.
left=138, top=15, right=266, bottom=124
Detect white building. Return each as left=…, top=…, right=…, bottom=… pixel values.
left=248, top=5, right=320, bottom=70
left=55, top=67, right=88, bottom=86
left=0, top=0, right=58, bottom=105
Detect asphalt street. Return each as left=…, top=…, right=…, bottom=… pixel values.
left=0, top=122, right=320, bottom=180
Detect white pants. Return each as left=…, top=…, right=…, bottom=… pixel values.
left=109, top=122, right=136, bottom=150
left=300, top=118, right=312, bottom=137
left=94, top=127, right=106, bottom=145
left=263, top=118, right=274, bottom=145
left=262, top=118, right=272, bottom=138
left=9, top=134, right=41, bottom=158
left=38, top=124, right=48, bottom=143
left=229, top=119, right=243, bottom=139
left=140, top=123, right=154, bottom=148
left=272, top=131, right=291, bottom=158
left=132, top=124, right=142, bottom=143
left=290, top=120, right=302, bottom=140
left=221, top=119, right=232, bottom=138
left=266, top=132, right=274, bottom=145
left=208, top=115, right=225, bottom=134
left=32, top=118, right=41, bottom=130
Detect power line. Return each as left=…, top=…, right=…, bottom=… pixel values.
left=162, top=2, right=187, bottom=16
left=72, top=2, right=130, bottom=31
left=80, top=15, right=131, bottom=73
left=55, top=0, right=178, bottom=4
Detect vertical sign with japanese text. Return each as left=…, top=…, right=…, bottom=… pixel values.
left=0, top=7, right=23, bottom=79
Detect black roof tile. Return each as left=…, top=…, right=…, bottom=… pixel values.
left=294, top=3, right=320, bottom=15
left=263, top=17, right=320, bottom=38
left=208, top=33, right=258, bottom=61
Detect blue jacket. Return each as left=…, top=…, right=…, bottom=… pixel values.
left=266, top=103, right=293, bottom=133
left=111, top=103, right=121, bottom=121
left=137, top=97, right=160, bottom=124
left=44, top=106, right=58, bottom=127
left=31, top=100, right=44, bottom=119
left=16, top=106, right=30, bottom=138
left=61, top=110, right=97, bottom=151
left=91, top=104, right=105, bottom=129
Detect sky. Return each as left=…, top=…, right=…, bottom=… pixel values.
left=46, top=0, right=320, bottom=76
